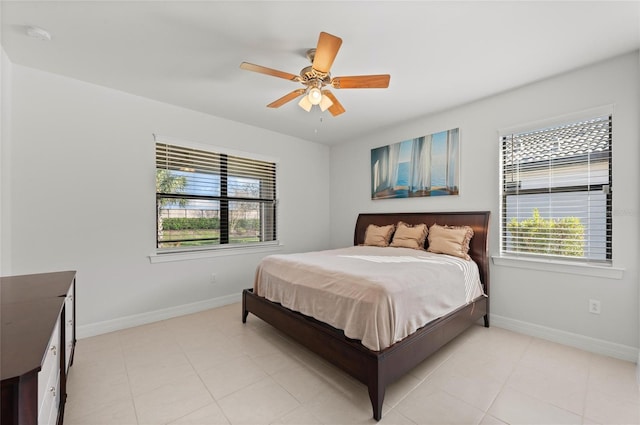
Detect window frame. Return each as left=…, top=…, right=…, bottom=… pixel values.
left=498, top=106, right=613, bottom=265
left=153, top=135, right=279, bottom=255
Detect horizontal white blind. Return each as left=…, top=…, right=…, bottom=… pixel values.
left=155, top=143, right=277, bottom=250
left=501, top=115, right=612, bottom=262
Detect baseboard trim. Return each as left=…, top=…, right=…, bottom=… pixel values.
left=491, top=314, right=638, bottom=363
left=76, top=293, right=241, bottom=339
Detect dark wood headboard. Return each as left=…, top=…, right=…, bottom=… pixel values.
left=354, top=211, right=490, bottom=294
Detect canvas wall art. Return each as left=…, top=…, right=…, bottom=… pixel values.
left=371, top=128, right=459, bottom=199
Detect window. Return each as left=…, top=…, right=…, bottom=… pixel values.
left=500, top=114, right=612, bottom=263
left=155, top=142, right=277, bottom=252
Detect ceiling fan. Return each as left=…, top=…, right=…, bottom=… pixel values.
left=240, top=32, right=390, bottom=116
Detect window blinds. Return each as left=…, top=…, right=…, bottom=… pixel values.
left=501, top=115, right=612, bottom=262
left=155, top=142, right=277, bottom=250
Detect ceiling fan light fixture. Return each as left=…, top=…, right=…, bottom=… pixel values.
left=308, top=87, right=322, bottom=105
left=319, top=94, right=333, bottom=112
left=298, top=95, right=313, bottom=112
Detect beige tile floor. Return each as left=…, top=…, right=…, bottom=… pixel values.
left=65, top=303, right=640, bottom=425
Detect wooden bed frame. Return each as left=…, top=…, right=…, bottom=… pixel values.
left=242, top=211, right=490, bottom=420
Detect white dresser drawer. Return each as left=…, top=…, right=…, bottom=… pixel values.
left=64, top=283, right=74, bottom=372
left=38, top=318, right=60, bottom=411
left=38, top=369, right=60, bottom=425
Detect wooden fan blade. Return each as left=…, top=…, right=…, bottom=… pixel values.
left=322, top=90, right=346, bottom=116
left=312, top=32, right=342, bottom=74
left=332, top=75, right=390, bottom=89
left=267, top=89, right=306, bottom=108
left=240, top=62, right=300, bottom=81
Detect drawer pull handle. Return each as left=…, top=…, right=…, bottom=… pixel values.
left=49, top=387, right=56, bottom=397
left=50, top=345, right=57, bottom=355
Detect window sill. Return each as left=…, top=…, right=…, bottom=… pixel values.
left=491, top=255, right=624, bottom=279
left=149, top=243, right=283, bottom=263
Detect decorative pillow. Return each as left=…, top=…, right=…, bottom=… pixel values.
left=390, top=221, right=428, bottom=250
left=427, top=223, right=474, bottom=260
left=363, top=224, right=396, bottom=247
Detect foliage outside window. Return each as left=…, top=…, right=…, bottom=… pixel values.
left=500, top=114, right=612, bottom=263
left=507, top=208, right=584, bottom=257
left=155, top=142, right=277, bottom=251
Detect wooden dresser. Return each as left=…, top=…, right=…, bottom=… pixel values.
left=1, top=271, right=76, bottom=425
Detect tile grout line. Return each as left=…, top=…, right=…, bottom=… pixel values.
left=117, top=328, right=142, bottom=425
left=481, top=330, right=533, bottom=424
left=581, top=353, right=596, bottom=424
left=382, top=345, right=457, bottom=422
left=484, top=335, right=593, bottom=424
left=178, top=320, right=236, bottom=425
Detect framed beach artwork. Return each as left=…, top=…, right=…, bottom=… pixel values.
left=371, top=128, right=459, bottom=199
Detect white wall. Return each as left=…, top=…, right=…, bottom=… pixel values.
left=3, top=63, right=331, bottom=335
left=0, top=47, right=12, bottom=278
left=330, top=51, right=640, bottom=359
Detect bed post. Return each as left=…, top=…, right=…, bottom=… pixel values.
left=367, top=359, right=385, bottom=421
left=368, top=386, right=384, bottom=421
left=242, top=290, right=249, bottom=323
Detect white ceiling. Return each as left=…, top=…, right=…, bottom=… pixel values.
left=2, top=1, right=639, bottom=145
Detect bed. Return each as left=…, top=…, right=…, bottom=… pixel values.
left=242, top=211, right=490, bottom=420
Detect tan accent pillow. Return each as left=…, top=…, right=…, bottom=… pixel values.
left=390, top=221, right=428, bottom=250
left=427, top=223, right=474, bottom=260
left=363, top=224, right=396, bottom=247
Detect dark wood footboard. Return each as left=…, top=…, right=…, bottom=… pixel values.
left=243, top=288, right=487, bottom=420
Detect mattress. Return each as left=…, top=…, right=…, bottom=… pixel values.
left=254, top=245, right=485, bottom=351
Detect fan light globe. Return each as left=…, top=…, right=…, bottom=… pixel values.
left=319, top=94, right=333, bottom=112
left=298, top=95, right=313, bottom=112
left=308, top=87, right=322, bottom=105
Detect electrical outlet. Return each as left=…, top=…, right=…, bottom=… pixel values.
left=589, top=299, right=601, bottom=314
left=210, top=273, right=217, bottom=284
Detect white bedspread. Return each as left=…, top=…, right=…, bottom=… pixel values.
left=254, top=246, right=485, bottom=351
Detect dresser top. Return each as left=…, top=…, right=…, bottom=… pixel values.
left=1, top=270, right=76, bottom=304
left=1, top=271, right=76, bottom=380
